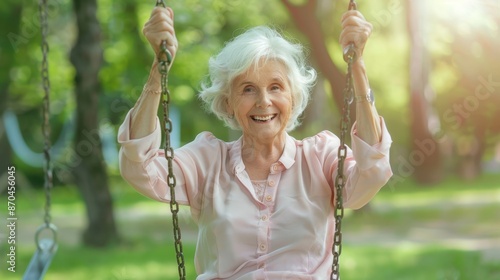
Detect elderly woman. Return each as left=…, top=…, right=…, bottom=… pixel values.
left=118, top=6, right=392, bottom=280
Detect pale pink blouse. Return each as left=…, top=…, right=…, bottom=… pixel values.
left=118, top=110, right=393, bottom=280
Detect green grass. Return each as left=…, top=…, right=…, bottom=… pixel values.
left=343, top=245, right=500, bottom=280
left=1, top=173, right=499, bottom=279
left=377, top=173, right=500, bottom=200
left=2, top=243, right=498, bottom=279
left=3, top=240, right=198, bottom=280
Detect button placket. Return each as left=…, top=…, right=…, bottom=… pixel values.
left=269, top=162, right=284, bottom=174
left=265, top=173, right=280, bottom=206
left=257, top=206, right=270, bottom=256
left=259, top=243, right=267, bottom=251
left=272, top=164, right=279, bottom=172
left=256, top=171, right=282, bottom=257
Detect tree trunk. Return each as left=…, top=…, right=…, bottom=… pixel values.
left=122, top=1, right=149, bottom=63
left=281, top=0, right=355, bottom=124
left=70, top=0, right=119, bottom=247
left=406, top=0, right=443, bottom=185
left=0, top=3, right=23, bottom=179
left=457, top=126, right=486, bottom=180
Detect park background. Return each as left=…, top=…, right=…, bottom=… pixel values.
left=1, top=0, right=499, bottom=279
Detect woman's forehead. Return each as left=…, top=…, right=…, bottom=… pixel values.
left=233, top=59, right=289, bottom=85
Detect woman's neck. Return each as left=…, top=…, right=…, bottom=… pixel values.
left=240, top=133, right=286, bottom=180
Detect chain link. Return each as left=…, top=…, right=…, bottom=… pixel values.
left=39, top=0, right=53, bottom=227
left=331, top=1, right=357, bottom=279
left=155, top=1, right=186, bottom=279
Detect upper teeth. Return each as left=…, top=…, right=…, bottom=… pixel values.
left=253, top=115, right=274, bottom=121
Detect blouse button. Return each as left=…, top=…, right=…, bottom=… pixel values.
left=259, top=244, right=267, bottom=251
left=268, top=180, right=275, bottom=187
left=261, top=215, right=268, bottom=221
left=265, top=195, right=273, bottom=202
left=272, top=164, right=279, bottom=171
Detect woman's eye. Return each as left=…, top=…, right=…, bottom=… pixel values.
left=270, top=85, right=281, bottom=92
left=243, top=86, right=256, bottom=94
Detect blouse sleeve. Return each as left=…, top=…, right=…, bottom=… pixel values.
left=117, top=109, right=225, bottom=220
left=345, top=117, right=393, bottom=208
left=313, top=117, right=393, bottom=209
left=117, top=109, right=192, bottom=205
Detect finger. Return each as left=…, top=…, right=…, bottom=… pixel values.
left=341, top=10, right=365, bottom=23
left=164, top=32, right=178, bottom=57
left=150, top=17, right=174, bottom=35
left=161, top=32, right=177, bottom=50
left=342, top=16, right=371, bottom=31
left=144, top=14, right=175, bottom=40
left=339, top=27, right=369, bottom=44
left=340, top=26, right=372, bottom=42
left=146, top=26, right=177, bottom=56
left=148, top=9, right=174, bottom=28
left=166, top=7, right=174, bottom=21
left=144, top=6, right=177, bottom=59
left=145, top=31, right=175, bottom=53
left=342, top=25, right=372, bottom=39
left=339, top=28, right=370, bottom=52
left=340, top=18, right=372, bottom=44
left=342, top=18, right=370, bottom=42
left=150, top=6, right=173, bottom=20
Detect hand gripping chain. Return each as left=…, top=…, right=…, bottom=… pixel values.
left=331, top=1, right=358, bottom=279
left=155, top=1, right=187, bottom=279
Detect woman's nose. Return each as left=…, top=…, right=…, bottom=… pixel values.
left=256, top=92, right=272, bottom=108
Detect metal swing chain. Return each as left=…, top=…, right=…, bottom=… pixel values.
left=39, top=0, right=57, bottom=245
left=331, top=1, right=357, bottom=279
left=23, top=4, right=59, bottom=278
left=40, top=0, right=52, bottom=226
left=155, top=1, right=186, bottom=279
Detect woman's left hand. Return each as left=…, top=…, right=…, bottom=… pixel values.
left=339, top=10, right=373, bottom=60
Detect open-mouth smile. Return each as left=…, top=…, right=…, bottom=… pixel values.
left=251, top=114, right=277, bottom=123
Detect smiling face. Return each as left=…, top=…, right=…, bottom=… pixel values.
left=227, top=59, right=293, bottom=143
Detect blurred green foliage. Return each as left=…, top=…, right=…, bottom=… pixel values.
left=1, top=0, right=499, bottom=185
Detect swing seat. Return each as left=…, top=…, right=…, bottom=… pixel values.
left=23, top=223, right=58, bottom=280
left=23, top=239, right=58, bottom=280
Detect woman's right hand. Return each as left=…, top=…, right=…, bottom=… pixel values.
left=143, top=6, right=178, bottom=63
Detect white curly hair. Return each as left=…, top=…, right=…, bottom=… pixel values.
left=199, top=26, right=317, bottom=131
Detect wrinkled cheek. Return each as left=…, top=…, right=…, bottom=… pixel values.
left=234, top=116, right=244, bottom=129
left=282, top=107, right=293, bottom=128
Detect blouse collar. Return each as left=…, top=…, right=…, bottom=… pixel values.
left=230, top=133, right=296, bottom=175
